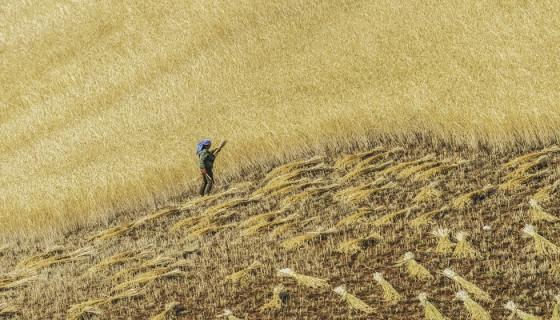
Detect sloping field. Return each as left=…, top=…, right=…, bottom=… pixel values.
left=2, top=1, right=560, bottom=239
left=2, top=145, right=560, bottom=319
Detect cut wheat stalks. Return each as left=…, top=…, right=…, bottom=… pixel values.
left=504, top=301, right=542, bottom=320
left=334, top=147, right=386, bottom=170
left=266, top=180, right=327, bottom=199
left=110, top=255, right=175, bottom=281
left=0, top=268, right=38, bottom=290
left=505, top=155, right=549, bottom=181
left=66, top=299, right=107, bottom=320
left=397, top=161, right=441, bottom=180
left=333, top=285, right=375, bottom=314
left=15, top=245, right=65, bottom=269
left=344, top=185, right=395, bottom=204
left=443, top=269, right=491, bottom=302
left=456, top=291, right=490, bottom=320
left=261, top=163, right=330, bottom=191
left=394, top=252, right=433, bottom=280
left=88, top=222, right=135, bottom=242
left=217, top=309, right=243, bottom=320
left=342, top=159, right=394, bottom=182
left=381, top=154, right=436, bottom=176
left=413, top=185, right=444, bottom=204
left=499, top=171, right=548, bottom=192
left=277, top=268, right=329, bottom=289
left=243, top=214, right=298, bottom=236
left=431, top=227, right=455, bottom=254
left=452, top=185, right=496, bottom=209
left=409, top=206, right=449, bottom=228
left=336, top=208, right=377, bottom=227
left=533, top=180, right=560, bottom=203
left=150, top=301, right=186, bottom=320
left=87, top=249, right=151, bottom=274
left=225, top=261, right=264, bottom=285
left=373, top=272, right=401, bottom=303
left=205, top=196, right=262, bottom=217
left=413, top=160, right=469, bottom=182
left=453, top=232, right=481, bottom=259
left=528, top=199, right=558, bottom=222
left=280, top=227, right=337, bottom=250
left=130, top=207, right=180, bottom=228
left=253, top=178, right=311, bottom=198
left=280, top=183, right=340, bottom=207
left=502, top=146, right=560, bottom=169
left=18, top=246, right=95, bottom=271
left=264, top=156, right=325, bottom=181
left=240, top=210, right=283, bottom=228
left=260, top=284, right=288, bottom=312
left=523, top=224, right=560, bottom=257
left=112, top=268, right=185, bottom=293
left=418, top=293, right=450, bottom=320
left=336, top=232, right=382, bottom=255
left=370, top=207, right=415, bottom=227
left=186, top=222, right=234, bottom=240
left=0, top=302, right=18, bottom=317
left=552, top=294, right=560, bottom=320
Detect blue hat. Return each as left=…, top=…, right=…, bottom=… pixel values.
left=196, top=139, right=211, bottom=154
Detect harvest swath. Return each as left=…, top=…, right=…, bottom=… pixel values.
left=2, top=145, right=560, bottom=319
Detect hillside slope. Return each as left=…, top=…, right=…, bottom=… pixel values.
left=2, top=145, right=560, bottom=319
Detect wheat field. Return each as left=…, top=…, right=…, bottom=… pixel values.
left=2, top=0, right=560, bottom=240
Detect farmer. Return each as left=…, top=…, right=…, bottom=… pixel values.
left=196, top=139, right=226, bottom=196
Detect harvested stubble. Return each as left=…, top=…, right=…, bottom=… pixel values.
left=373, top=272, right=401, bottom=303
left=224, top=261, right=263, bottom=285
left=17, top=246, right=95, bottom=271
left=455, top=290, right=491, bottom=320
left=397, top=161, right=441, bottom=180
left=67, top=289, right=144, bottom=320
left=333, top=285, right=375, bottom=314
left=130, top=207, right=179, bottom=228
left=170, top=215, right=204, bottom=233
left=336, top=207, right=378, bottom=227
left=502, top=146, right=560, bottom=169
left=110, top=255, right=175, bottom=282
left=253, top=179, right=310, bottom=198
left=412, top=160, right=468, bottom=182
left=280, top=183, right=340, bottom=208
left=205, top=196, right=262, bottom=217
left=87, top=249, right=151, bottom=274
left=370, top=207, right=415, bottom=227
left=336, top=232, right=382, bottom=255
left=418, top=292, right=449, bottom=320
left=264, top=156, right=325, bottom=182
left=280, top=227, right=337, bottom=250
left=504, top=155, right=549, bottom=181
left=0, top=268, right=38, bottom=291
left=553, top=295, right=560, bottom=320
left=528, top=199, right=558, bottom=223
left=533, top=180, right=560, bottom=203
left=499, top=171, right=548, bottom=192
left=431, top=227, right=455, bottom=254
left=334, top=147, right=386, bottom=170
left=88, top=223, right=135, bottom=242
left=452, top=185, right=496, bottom=209
left=260, top=284, right=288, bottom=312
left=217, top=309, right=243, bottom=320
left=266, top=180, right=327, bottom=199
left=239, top=210, right=283, bottom=229
left=394, top=252, right=433, bottom=280
left=150, top=301, right=186, bottom=320
left=453, top=232, right=481, bottom=259
left=409, top=206, right=448, bottom=228
left=242, top=213, right=298, bottom=237
left=177, top=188, right=243, bottom=211
left=381, top=154, right=436, bottom=176
left=443, top=269, right=491, bottom=302
left=277, top=268, right=329, bottom=289
left=504, top=301, right=542, bottom=320
left=413, top=184, right=444, bottom=204
left=342, top=158, right=394, bottom=182
left=335, top=178, right=390, bottom=203
left=261, top=163, right=330, bottom=191
left=0, top=302, right=18, bottom=317
left=522, top=224, right=560, bottom=257
left=112, top=268, right=185, bottom=293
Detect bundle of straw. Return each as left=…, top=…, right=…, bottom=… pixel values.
left=528, top=199, right=558, bottom=223
left=418, top=293, right=449, bottom=320
left=552, top=294, right=560, bottom=320
left=260, top=285, right=288, bottom=312
left=66, top=299, right=107, bottom=320
left=265, top=156, right=325, bottom=181
left=150, top=302, right=186, bottom=320
left=277, top=268, right=329, bottom=289
left=0, top=302, right=18, bottom=317
left=431, top=228, right=454, bottom=254
left=373, top=272, right=401, bottom=303
left=455, top=291, right=490, bottom=320
left=443, top=269, right=491, bottom=302
left=224, top=261, right=263, bottom=285
left=397, top=162, right=440, bottom=180
left=333, top=285, right=375, bottom=314
left=452, top=185, right=496, bottom=209
left=533, top=181, right=560, bottom=203
left=370, top=207, right=413, bottom=227
left=342, top=160, right=394, bottom=182
left=413, top=185, right=444, bottom=204
left=502, top=146, right=559, bottom=169
left=334, top=147, right=385, bottom=170
left=280, top=228, right=337, bottom=250
left=504, top=301, right=542, bottom=320
left=453, top=232, right=481, bottom=259
left=217, top=309, right=243, bottom=320
left=394, top=252, right=433, bottom=280
left=409, top=207, right=448, bottom=228
left=522, top=224, right=560, bottom=257
left=336, top=208, right=374, bottom=227
left=381, top=154, right=436, bottom=176
left=336, top=232, right=382, bottom=255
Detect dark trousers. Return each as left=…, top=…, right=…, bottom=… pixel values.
left=199, top=168, right=214, bottom=196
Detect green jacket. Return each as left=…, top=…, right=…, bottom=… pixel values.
left=198, top=149, right=216, bottom=169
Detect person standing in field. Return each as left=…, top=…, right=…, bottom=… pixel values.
left=196, top=139, right=226, bottom=196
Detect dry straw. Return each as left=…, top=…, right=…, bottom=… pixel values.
left=504, top=301, right=542, bottom=320
left=552, top=294, right=560, bottom=320
left=373, top=272, right=401, bottom=303
left=370, top=207, right=415, bottom=227
left=528, top=199, right=558, bottom=223
left=418, top=292, right=449, bottom=320
left=260, top=285, right=287, bottom=312
left=502, top=146, right=559, bottom=169
left=336, top=232, right=382, bottom=255
left=0, top=302, right=18, bottom=317
left=277, top=268, right=329, bottom=289
left=413, top=160, right=468, bottom=182
left=224, top=261, right=263, bottom=285
left=409, top=206, right=448, bottom=228
left=394, top=252, right=433, bottom=280
left=522, top=224, right=560, bottom=257
left=342, top=159, right=394, bottom=182
left=431, top=228, right=454, bottom=254
left=280, top=227, right=337, bottom=250
left=334, top=147, right=385, bottom=170
left=112, top=268, right=186, bottom=293
left=150, top=301, right=186, bottom=320
left=333, top=285, right=375, bottom=314
left=217, top=309, right=243, bottom=320
left=453, top=232, right=481, bottom=259
left=452, top=185, right=496, bottom=209
left=455, top=290, right=490, bottom=320
left=443, top=269, right=491, bottom=302
left=533, top=180, right=560, bottom=203
left=264, top=156, right=325, bottom=181
left=336, top=208, right=376, bottom=227
left=413, top=185, right=444, bottom=204
left=381, top=154, right=436, bottom=176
